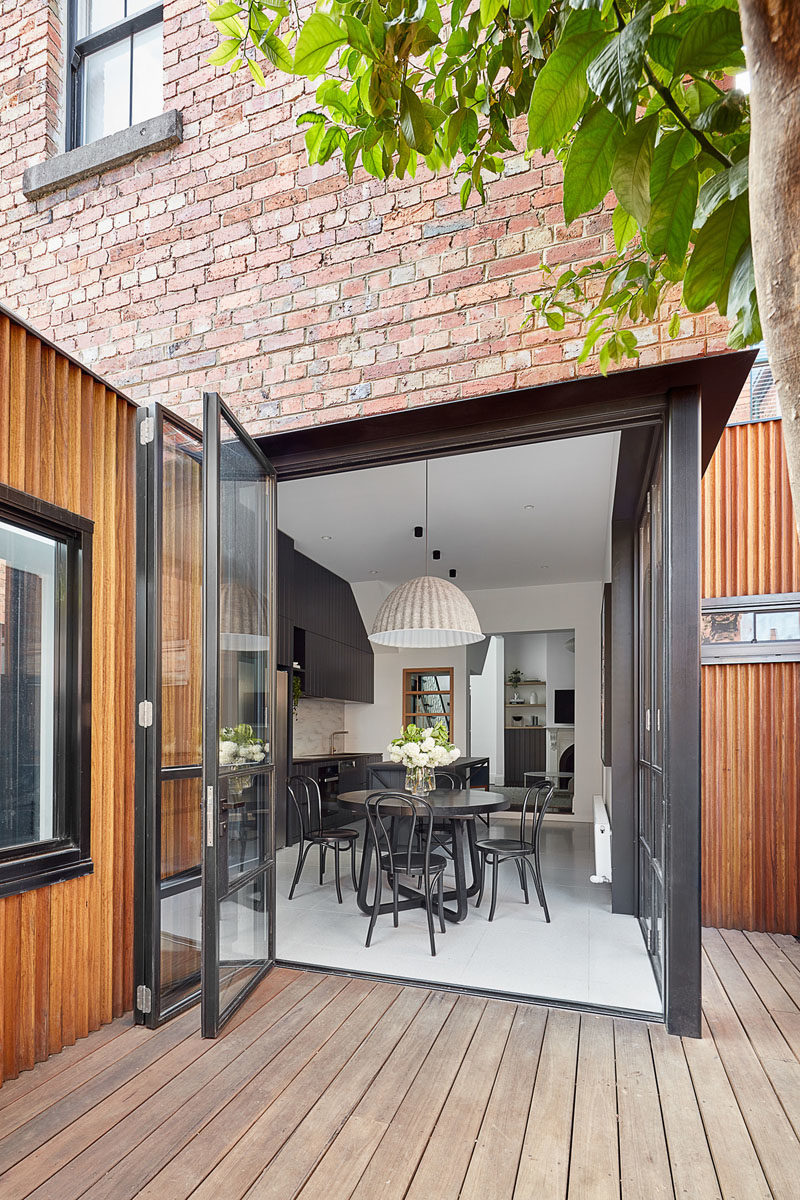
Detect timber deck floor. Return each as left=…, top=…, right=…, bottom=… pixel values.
left=1, top=929, right=800, bottom=1199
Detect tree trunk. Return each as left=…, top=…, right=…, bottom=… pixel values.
left=739, top=0, right=800, bottom=535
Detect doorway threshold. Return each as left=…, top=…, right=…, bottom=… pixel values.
left=275, top=958, right=663, bottom=1025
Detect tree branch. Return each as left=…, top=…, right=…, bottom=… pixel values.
left=643, top=64, right=733, bottom=168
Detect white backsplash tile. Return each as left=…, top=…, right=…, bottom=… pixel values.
left=293, top=698, right=347, bottom=757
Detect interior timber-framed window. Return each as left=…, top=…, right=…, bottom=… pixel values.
left=402, top=668, right=454, bottom=736
left=0, top=484, right=93, bottom=899
left=67, top=2, right=164, bottom=150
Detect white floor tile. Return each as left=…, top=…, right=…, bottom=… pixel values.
left=276, top=822, right=662, bottom=1014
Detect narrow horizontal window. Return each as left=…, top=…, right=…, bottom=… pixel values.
left=701, top=594, right=800, bottom=664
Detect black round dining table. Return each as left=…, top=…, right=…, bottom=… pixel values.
left=337, top=788, right=510, bottom=923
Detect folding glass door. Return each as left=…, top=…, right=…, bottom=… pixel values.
left=637, top=454, right=666, bottom=991
left=201, top=393, right=276, bottom=1037
left=135, top=397, right=275, bottom=1036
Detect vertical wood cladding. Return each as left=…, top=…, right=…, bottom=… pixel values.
left=701, top=421, right=800, bottom=933
left=0, top=312, right=136, bottom=1085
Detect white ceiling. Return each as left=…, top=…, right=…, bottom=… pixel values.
left=277, top=432, right=620, bottom=591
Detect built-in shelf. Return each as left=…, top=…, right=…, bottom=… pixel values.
left=505, top=703, right=545, bottom=708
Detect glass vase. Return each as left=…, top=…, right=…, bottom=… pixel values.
left=405, top=765, right=435, bottom=795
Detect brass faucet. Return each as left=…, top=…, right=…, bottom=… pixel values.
left=330, top=730, right=348, bottom=755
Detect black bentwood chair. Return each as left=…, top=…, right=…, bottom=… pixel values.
left=474, top=782, right=555, bottom=922
left=364, top=791, right=447, bottom=957
left=287, top=775, right=359, bottom=904
left=427, top=770, right=462, bottom=858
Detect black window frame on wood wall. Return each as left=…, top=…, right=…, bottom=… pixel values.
left=0, top=484, right=93, bottom=899
left=67, top=1, right=164, bottom=151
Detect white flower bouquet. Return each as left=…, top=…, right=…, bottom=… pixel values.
left=219, top=724, right=266, bottom=792
left=386, top=721, right=460, bottom=794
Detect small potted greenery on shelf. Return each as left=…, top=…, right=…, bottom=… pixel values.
left=507, top=667, right=523, bottom=702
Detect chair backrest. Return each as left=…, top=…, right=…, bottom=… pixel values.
left=433, top=770, right=462, bottom=790
left=365, top=790, right=435, bottom=877
left=287, top=775, right=323, bottom=838
left=519, top=782, right=555, bottom=844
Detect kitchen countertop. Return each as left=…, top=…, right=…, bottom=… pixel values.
left=291, top=752, right=381, bottom=763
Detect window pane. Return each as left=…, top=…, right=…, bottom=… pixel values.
left=132, top=23, right=163, bottom=125
left=0, top=522, right=59, bottom=851
left=701, top=611, right=754, bottom=644
left=755, top=610, right=800, bottom=642
left=127, top=0, right=162, bottom=15
left=83, top=39, right=131, bottom=143
left=77, top=0, right=124, bottom=38
left=160, top=777, right=202, bottom=1010
left=162, top=421, right=202, bottom=768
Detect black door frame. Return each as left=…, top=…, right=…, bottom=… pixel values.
left=260, top=355, right=753, bottom=1037
left=134, top=402, right=205, bottom=1027
left=201, top=392, right=277, bottom=1038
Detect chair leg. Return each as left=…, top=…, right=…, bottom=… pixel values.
left=437, top=871, right=446, bottom=933
left=526, top=856, right=550, bottom=922
left=350, top=841, right=358, bottom=891
left=392, top=871, right=400, bottom=927
left=424, top=868, right=437, bottom=957
left=516, top=858, right=529, bottom=904
left=366, top=869, right=382, bottom=947
left=488, top=853, right=500, bottom=922
left=288, top=840, right=311, bottom=900
left=476, top=853, right=486, bottom=908
left=334, top=846, right=343, bottom=904
left=319, top=844, right=325, bottom=885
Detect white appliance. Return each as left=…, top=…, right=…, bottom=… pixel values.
left=590, top=795, right=612, bottom=884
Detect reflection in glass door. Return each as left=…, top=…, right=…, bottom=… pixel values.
left=202, top=393, right=276, bottom=1037
left=637, top=454, right=666, bottom=991
left=135, top=405, right=204, bottom=1026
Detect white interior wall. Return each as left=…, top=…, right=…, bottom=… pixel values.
left=469, top=634, right=505, bottom=784
left=502, top=632, right=547, bottom=684
left=464, top=581, right=604, bottom=822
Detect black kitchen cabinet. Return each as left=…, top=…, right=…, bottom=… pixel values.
left=277, top=536, right=374, bottom=703
left=504, top=728, right=546, bottom=787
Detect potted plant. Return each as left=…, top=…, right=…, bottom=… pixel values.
left=507, top=667, right=523, bottom=703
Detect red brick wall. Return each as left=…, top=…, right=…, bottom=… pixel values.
left=1, top=0, right=734, bottom=435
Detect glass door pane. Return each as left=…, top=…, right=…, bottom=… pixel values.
left=136, top=405, right=204, bottom=1027
left=202, top=393, right=276, bottom=1038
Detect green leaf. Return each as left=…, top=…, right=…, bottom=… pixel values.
left=613, top=204, right=638, bottom=252
left=650, top=130, right=695, bottom=201
left=460, top=178, right=472, bottom=209
left=343, top=14, right=376, bottom=60
left=668, top=311, right=681, bottom=338
left=209, top=2, right=242, bottom=21
left=509, top=0, right=547, bottom=23
left=248, top=56, right=266, bottom=86
left=480, top=0, right=505, bottom=24
left=696, top=157, right=748, bottom=227
left=683, top=193, right=750, bottom=313
left=674, top=7, right=744, bottom=77
left=261, top=34, right=293, bottom=73
left=610, top=114, right=657, bottom=227
left=648, top=160, right=698, bottom=265
left=400, top=84, right=435, bottom=154
left=459, top=107, right=479, bottom=153
left=586, top=2, right=652, bottom=125
left=207, top=38, right=241, bottom=66
left=527, top=10, right=613, bottom=154
left=563, top=104, right=622, bottom=224
left=294, top=13, right=348, bottom=78
left=648, top=10, right=696, bottom=74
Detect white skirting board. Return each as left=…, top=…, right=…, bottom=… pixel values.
left=590, top=794, right=612, bottom=883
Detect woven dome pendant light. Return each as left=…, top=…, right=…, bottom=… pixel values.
left=369, top=461, right=484, bottom=648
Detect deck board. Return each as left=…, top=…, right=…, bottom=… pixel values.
left=2, top=930, right=800, bottom=1199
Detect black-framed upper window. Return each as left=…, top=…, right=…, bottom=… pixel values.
left=0, top=485, right=93, bottom=899
left=68, top=2, right=164, bottom=150
left=701, top=593, right=800, bottom=664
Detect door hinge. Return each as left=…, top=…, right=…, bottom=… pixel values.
left=206, top=786, right=215, bottom=847
left=138, top=700, right=153, bottom=728
left=646, top=491, right=651, bottom=513
left=136, top=984, right=152, bottom=1014
left=139, top=416, right=155, bottom=445
left=645, top=708, right=651, bottom=732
